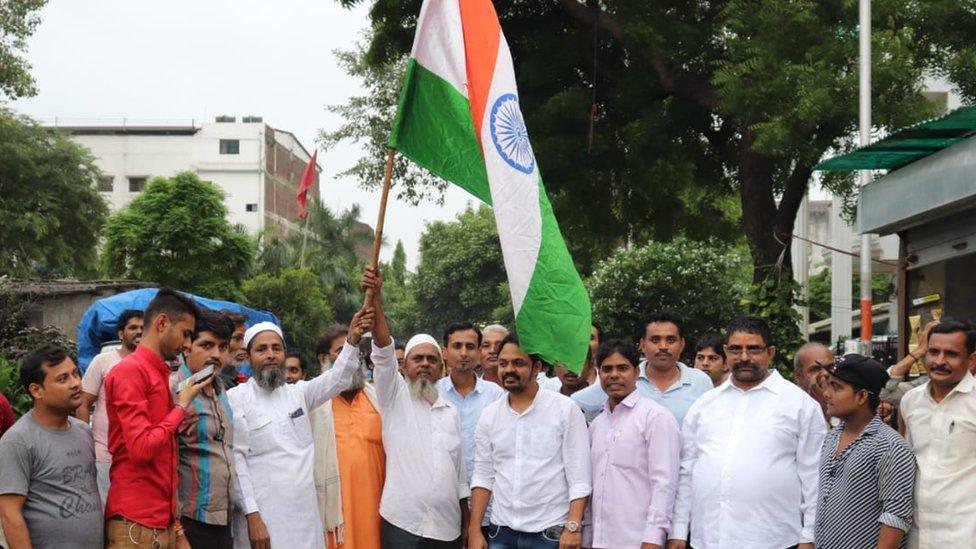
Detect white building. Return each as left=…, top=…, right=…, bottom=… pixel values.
left=47, top=116, right=319, bottom=236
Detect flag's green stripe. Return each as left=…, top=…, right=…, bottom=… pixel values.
left=515, top=176, right=592, bottom=373
left=389, top=59, right=492, bottom=204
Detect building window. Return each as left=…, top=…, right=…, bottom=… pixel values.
left=245, top=203, right=258, bottom=212
left=220, top=139, right=240, bottom=155
left=128, top=177, right=147, bottom=193
left=98, top=176, right=114, bottom=192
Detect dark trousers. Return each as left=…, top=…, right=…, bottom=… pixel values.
left=181, top=517, right=233, bottom=549
left=381, top=519, right=461, bottom=549
left=486, top=524, right=559, bottom=549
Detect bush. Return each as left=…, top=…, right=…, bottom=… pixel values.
left=242, top=268, right=334, bottom=376
left=588, top=237, right=746, bottom=355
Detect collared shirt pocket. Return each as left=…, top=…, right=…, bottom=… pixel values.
left=289, top=407, right=313, bottom=448
left=608, top=424, right=643, bottom=470
left=246, top=413, right=276, bottom=456
left=947, top=416, right=976, bottom=463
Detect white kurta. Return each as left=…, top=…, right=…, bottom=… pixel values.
left=372, top=342, right=470, bottom=542
left=228, top=343, right=358, bottom=549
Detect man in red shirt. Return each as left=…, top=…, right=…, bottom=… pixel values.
left=104, top=288, right=212, bottom=549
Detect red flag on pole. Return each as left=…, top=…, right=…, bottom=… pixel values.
left=296, top=150, right=317, bottom=220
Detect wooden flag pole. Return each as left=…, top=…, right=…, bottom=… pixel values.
left=364, top=148, right=396, bottom=306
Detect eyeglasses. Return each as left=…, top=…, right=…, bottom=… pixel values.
left=724, top=345, right=768, bottom=357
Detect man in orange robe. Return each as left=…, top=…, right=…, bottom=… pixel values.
left=312, top=358, right=385, bottom=549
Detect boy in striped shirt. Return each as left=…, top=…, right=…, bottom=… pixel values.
left=170, top=310, right=237, bottom=548
left=815, top=354, right=916, bottom=549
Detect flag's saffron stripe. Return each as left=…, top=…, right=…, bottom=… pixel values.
left=458, top=0, right=500, bottom=151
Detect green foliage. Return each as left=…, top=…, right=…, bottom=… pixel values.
left=0, top=0, right=46, bottom=100
left=0, top=286, right=77, bottom=417
left=398, top=205, right=512, bottom=336
left=328, top=0, right=976, bottom=285
left=255, top=199, right=374, bottom=324
left=0, top=356, right=31, bottom=417
left=588, top=237, right=745, bottom=348
left=807, top=270, right=894, bottom=324
left=389, top=239, right=407, bottom=285
left=101, top=171, right=254, bottom=300
left=740, top=279, right=804, bottom=376
left=242, top=268, right=334, bottom=372
left=0, top=108, right=108, bottom=277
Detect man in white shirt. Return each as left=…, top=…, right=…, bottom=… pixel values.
left=76, top=308, right=144, bottom=505
left=227, top=312, right=367, bottom=549
left=436, top=322, right=505, bottom=538
left=667, top=316, right=825, bottom=549
left=362, top=268, right=470, bottom=548
left=468, top=333, right=591, bottom=549
left=899, top=319, right=976, bottom=549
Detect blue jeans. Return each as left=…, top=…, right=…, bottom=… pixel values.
left=487, top=524, right=560, bottom=549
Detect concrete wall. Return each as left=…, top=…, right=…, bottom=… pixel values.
left=59, top=120, right=316, bottom=237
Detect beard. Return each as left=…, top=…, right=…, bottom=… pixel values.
left=408, top=378, right=439, bottom=405
left=345, top=365, right=367, bottom=393
left=255, top=365, right=286, bottom=391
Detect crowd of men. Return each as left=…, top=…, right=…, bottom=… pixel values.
left=0, top=265, right=974, bottom=549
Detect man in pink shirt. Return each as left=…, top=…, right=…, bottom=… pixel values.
left=77, top=309, right=144, bottom=505
left=586, top=339, right=681, bottom=549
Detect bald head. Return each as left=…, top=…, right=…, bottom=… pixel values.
left=794, top=342, right=833, bottom=393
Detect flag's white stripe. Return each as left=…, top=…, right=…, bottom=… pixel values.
left=479, top=35, right=542, bottom=316
left=410, top=0, right=468, bottom=98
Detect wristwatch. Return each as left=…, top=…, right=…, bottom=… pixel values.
left=564, top=520, right=581, bottom=533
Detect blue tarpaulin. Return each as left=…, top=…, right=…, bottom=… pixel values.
left=76, top=288, right=278, bottom=372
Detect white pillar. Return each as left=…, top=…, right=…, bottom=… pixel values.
left=831, top=197, right=853, bottom=348
left=792, top=194, right=811, bottom=341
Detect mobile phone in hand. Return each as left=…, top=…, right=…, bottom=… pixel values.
left=179, top=365, right=214, bottom=392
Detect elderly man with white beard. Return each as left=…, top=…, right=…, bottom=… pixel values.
left=361, top=267, right=470, bottom=549
left=227, top=308, right=373, bottom=549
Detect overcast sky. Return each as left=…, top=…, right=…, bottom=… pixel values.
left=11, top=0, right=474, bottom=269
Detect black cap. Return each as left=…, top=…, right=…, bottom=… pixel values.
left=826, top=353, right=889, bottom=395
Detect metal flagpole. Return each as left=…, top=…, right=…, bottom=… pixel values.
left=858, top=0, right=873, bottom=350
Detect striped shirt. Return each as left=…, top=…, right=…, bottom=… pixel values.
left=814, top=415, right=916, bottom=549
left=169, top=364, right=236, bottom=525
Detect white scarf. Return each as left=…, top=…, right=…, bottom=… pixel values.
left=311, top=384, right=380, bottom=543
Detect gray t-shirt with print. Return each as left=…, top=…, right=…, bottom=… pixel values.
left=0, top=411, right=103, bottom=548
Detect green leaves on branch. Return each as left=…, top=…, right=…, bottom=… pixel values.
left=101, top=171, right=254, bottom=301
left=588, top=237, right=745, bottom=347
left=395, top=204, right=513, bottom=337
left=740, top=279, right=803, bottom=376
left=0, top=108, right=108, bottom=277
left=0, top=0, right=46, bottom=100
left=242, top=268, right=333, bottom=375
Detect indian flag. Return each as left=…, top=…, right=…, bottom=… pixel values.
left=389, top=0, right=591, bottom=371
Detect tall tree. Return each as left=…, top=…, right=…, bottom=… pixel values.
left=0, top=0, right=46, bottom=100
left=102, top=171, right=254, bottom=300
left=400, top=205, right=512, bottom=336
left=0, top=108, right=108, bottom=277
left=389, top=239, right=407, bottom=285
left=255, top=198, right=374, bottom=322
left=327, top=0, right=976, bottom=288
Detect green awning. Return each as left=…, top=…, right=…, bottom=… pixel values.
left=815, top=105, right=976, bottom=171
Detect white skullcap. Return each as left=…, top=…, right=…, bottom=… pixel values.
left=243, top=321, right=284, bottom=349
left=404, top=333, right=442, bottom=360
